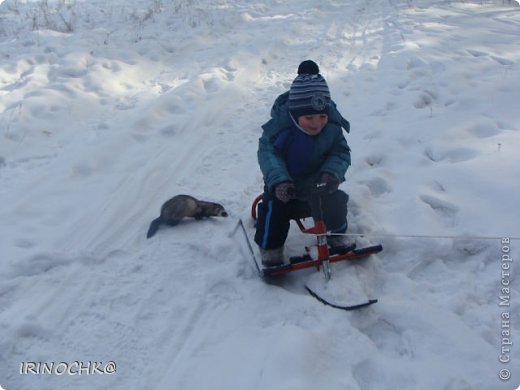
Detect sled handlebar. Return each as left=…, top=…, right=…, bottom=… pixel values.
left=251, top=182, right=335, bottom=222
left=292, top=182, right=334, bottom=201
left=294, top=182, right=333, bottom=225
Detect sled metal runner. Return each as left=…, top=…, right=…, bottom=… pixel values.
left=245, top=182, right=384, bottom=311
left=261, top=243, right=383, bottom=277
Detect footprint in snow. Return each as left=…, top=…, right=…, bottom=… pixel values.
left=414, top=90, right=437, bottom=109
left=452, top=239, right=490, bottom=257
left=201, top=67, right=236, bottom=94
left=158, top=125, right=178, bottom=138
left=361, top=317, right=414, bottom=358
left=16, top=321, right=53, bottom=340
left=359, top=177, right=393, bottom=197
left=465, top=123, right=502, bottom=138
left=15, top=238, right=37, bottom=249
left=465, top=49, right=514, bottom=66
left=420, top=194, right=459, bottom=225
left=424, top=146, right=479, bottom=163
left=466, top=49, right=487, bottom=58
left=430, top=180, right=446, bottom=193
left=354, top=357, right=415, bottom=389
left=491, top=56, right=514, bottom=66
left=364, top=153, right=386, bottom=167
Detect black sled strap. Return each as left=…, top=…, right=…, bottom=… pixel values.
left=305, top=285, right=377, bottom=311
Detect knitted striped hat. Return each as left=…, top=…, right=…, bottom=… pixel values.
left=289, top=61, right=331, bottom=119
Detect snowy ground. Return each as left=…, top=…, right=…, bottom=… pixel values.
left=1, top=0, right=519, bottom=389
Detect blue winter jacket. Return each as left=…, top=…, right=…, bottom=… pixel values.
left=258, top=91, right=351, bottom=192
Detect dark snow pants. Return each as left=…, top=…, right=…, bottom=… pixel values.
left=254, top=189, right=349, bottom=250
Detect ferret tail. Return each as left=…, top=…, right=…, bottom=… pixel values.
left=146, top=218, right=162, bottom=239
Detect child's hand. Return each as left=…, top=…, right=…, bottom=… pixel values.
left=320, top=173, right=339, bottom=193
left=275, top=182, right=296, bottom=203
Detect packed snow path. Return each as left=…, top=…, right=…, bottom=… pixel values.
left=1, top=0, right=519, bottom=389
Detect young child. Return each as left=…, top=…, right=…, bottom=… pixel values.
left=255, top=60, right=352, bottom=267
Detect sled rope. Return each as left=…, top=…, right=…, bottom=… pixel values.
left=232, top=219, right=263, bottom=276
left=328, top=232, right=520, bottom=241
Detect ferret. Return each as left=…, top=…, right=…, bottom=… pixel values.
left=146, top=194, right=228, bottom=238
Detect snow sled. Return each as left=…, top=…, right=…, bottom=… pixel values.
left=243, top=182, right=383, bottom=311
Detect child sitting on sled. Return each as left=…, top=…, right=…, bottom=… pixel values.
left=255, top=60, right=352, bottom=267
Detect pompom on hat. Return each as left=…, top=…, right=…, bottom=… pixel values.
left=297, top=60, right=320, bottom=75
left=289, top=60, right=331, bottom=119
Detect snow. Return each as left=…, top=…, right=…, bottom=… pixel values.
left=0, top=0, right=519, bottom=389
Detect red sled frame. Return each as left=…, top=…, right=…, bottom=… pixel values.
left=251, top=184, right=383, bottom=278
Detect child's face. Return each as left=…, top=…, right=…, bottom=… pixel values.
left=297, top=114, right=328, bottom=136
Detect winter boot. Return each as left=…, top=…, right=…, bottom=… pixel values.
left=327, top=234, right=356, bottom=251
left=259, top=247, right=285, bottom=267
